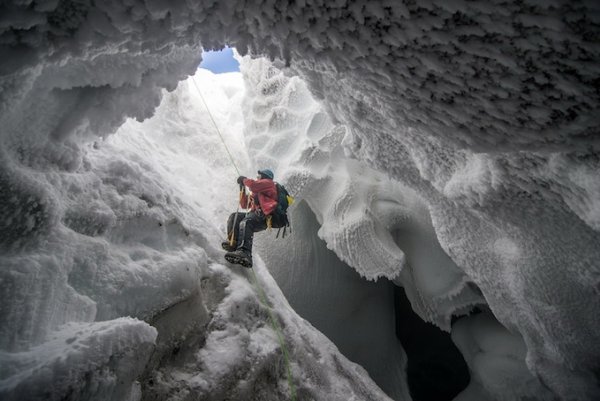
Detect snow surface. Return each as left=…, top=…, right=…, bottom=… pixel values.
left=1, top=1, right=600, bottom=401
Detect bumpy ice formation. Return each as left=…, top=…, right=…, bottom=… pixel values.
left=1, top=1, right=599, bottom=401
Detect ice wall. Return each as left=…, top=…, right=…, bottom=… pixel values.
left=0, top=63, right=396, bottom=400
left=1, top=1, right=600, bottom=400
left=238, top=56, right=554, bottom=400
left=257, top=200, right=410, bottom=400
left=235, top=3, right=600, bottom=399
left=241, top=57, right=473, bottom=399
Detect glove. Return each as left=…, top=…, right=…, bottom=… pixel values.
left=237, top=176, right=246, bottom=186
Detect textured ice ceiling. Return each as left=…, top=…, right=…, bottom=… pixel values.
left=1, top=1, right=600, bottom=401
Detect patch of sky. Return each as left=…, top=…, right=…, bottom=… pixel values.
left=200, top=47, right=240, bottom=73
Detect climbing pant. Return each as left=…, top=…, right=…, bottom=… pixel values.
left=227, top=211, right=268, bottom=253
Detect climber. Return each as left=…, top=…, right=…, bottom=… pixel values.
left=222, top=169, right=278, bottom=268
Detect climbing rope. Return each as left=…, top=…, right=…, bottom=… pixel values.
left=190, top=74, right=296, bottom=400
left=190, top=75, right=241, bottom=177
left=227, top=188, right=244, bottom=247
left=248, top=268, right=296, bottom=400
left=190, top=75, right=242, bottom=246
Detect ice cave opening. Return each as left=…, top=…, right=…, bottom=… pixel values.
left=2, top=1, right=600, bottom=401
left=394, top=286, right=470, bottom=401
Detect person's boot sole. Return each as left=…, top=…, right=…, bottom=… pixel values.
left=224, top=252, right=253, bottom=268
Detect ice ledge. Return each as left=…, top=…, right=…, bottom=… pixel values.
left=0, top=318, right=157, bottom=401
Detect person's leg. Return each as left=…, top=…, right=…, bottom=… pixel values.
left=225, top=212, right=267, bottom=267
left=227, top=212, right=247, bottom=241
left=237, top=212, right=267, bottom=255
left=222, top=212, right=246, bottom=251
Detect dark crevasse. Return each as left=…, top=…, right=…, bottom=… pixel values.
left=394, top=286, right=470, bottom=401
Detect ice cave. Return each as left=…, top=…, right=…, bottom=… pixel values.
left=1, top=1, right=599, bottom=401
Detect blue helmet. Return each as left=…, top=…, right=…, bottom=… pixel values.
left=258, top=169, right=274, bottom=180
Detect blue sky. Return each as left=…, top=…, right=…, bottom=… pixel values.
left=199, top=47, right=240, bottom=73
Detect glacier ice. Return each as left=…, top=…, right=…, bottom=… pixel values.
left=1, top=1, right=600, bottom=400
left=0, top=67, right=395, bottom=400
left=451, top=313, right=554, bottom=401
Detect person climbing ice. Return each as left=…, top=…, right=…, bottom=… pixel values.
left=222, top=169, right=279, bottom=268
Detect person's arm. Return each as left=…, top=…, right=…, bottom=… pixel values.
left=239, top=190, right=250, bottom=208
left=236, top=176, right=252, bottom=208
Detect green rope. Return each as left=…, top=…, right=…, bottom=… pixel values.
left=190, top=73, right=296, bottom=400
left=248, top=269, right=297, bottom=401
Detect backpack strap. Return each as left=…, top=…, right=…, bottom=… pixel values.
left=276, top=225, right=288, bottom=239
left=275, top=218, right=291, bottom=238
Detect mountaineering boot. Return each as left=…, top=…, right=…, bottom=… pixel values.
left=221, top=240, right=236, bottom=252
left=224, top=249, right=253, bottom=268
